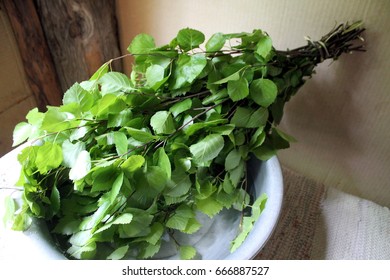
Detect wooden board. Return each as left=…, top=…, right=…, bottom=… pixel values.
left=36, top=0, right=122, bottom=92
left=2, top=0, right=63, bottom=110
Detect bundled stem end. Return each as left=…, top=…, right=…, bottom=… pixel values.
left=279, top=21, right=365, bottom=63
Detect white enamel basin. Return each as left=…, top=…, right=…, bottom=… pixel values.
left=0, top=146, right=283, bottom=260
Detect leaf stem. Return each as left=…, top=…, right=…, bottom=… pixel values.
left=176, top=102, right=222, bottom=132
left=158, top=89, right=212, bottom=109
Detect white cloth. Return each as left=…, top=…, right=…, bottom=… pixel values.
left=311, top=186, right=390, bottom=259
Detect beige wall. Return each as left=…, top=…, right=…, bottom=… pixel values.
left=0, top=8, right=37, bottom=157
left=116, top=0, right=390, bottom=206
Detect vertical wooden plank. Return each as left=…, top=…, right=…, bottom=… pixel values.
left=0, top=5, right=38, bottom=156
left=36, top=0, right=122, bottom=92
left=2, top=0, right=63, bottom=110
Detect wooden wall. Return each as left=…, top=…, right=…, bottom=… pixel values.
left=0, top=0, right=121, bottom=156
left=0, top=3, right=37, bottom=156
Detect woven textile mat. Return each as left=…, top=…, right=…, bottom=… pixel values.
left=255, top=166, right=325, bottom=260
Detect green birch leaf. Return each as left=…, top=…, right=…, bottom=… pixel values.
left=230, top=216, right=253, bottom=252
left=35, top=142, right=63, bottom=174
left=92, top=225, right=117, bottom=243
left=255, top=35, right=273, bottom=60
left=270, top=127, right=291, bottom=149
left=110, top=172, right=124, bottom=203
left=95, top=129, right=114, bottom=146
left=41, top=107, right=72, bottom=132
left=250, top=78, right=278, bottom=107
left=93, top=221, right=115, bottom=235
left=79, top=242, right=97, bottom=260
left=154, top=147, right=171, bottom=178
left=145, top=54, right=173, bottom=68
left=113, top=131, right=128, bottom=156
left=230, top=107, right=252, bottom=127
left=205, top=32, right=226, bottom=52
left=169, top=99, right=192, bottom=117
left=212, top=67, right=244, bottom=85
left=127, top=33, right=156, bottom=54
left=230, top=194, right=267, bottom=252
left=90, top=62, right=109, bottom=81
left=252, top=144, right=277, bottom=161
left=202, top=88, right=228, bottom=105
left=62, top=140, right=86, bottom=168
left=119, top=222, right=144, bottom=238
left=272, top=127, right=297, bottom=143
left=80, top=200, right=111, bottom=231
left=121, top=155, right=145, bottom=175
left=113, top=212, right=133, bottom=224
left=229, top=160, right=245, bottom=187
left=231, top=107, right=268, bottom=128
left=70, top=125, right=88, bottom=141
left=99, top=72, right=134, bottom=95
left=209, top=124, right=235, bottom=135
left=164, top=195, right=188, bottom=205
left=150, top=111, right=176, bottom=134
left=145, top=64, right=165, bottom=89
left=189, top=134, right=224, bottom=163
left=11, top=212, right=32, bottom=231
left=164, top=170, right=192, bottom=197
left=107, top=245, right=129, bottom=260
left=63, top=83, right=94, bottom=111
left=225, top=149, right=241, bottom=170
left=50, top=184, right=60, bottom=215
left=251, top=193, right=268, bottom=220
left=138, top=242, right=161, bottom=259
left=90, top=94, right=126, bottom=117
left=53, top=216, right=80, bottom=235
left=227, top=78, right=249, bottom=101
left=67, top=241, right=96, bottom=260
left=222, top=185, right=242, bottom=205
left=118, top=209, right=153, bottom=238
left=26, top=107, right=44, bottom=126
left=166, top=212, right=190, bottom=231
left=222, top=174, right=235, bottom=194
left=91, top=166, right=120, bottom=192
left=177, top=28, right=205, bottom=51
left=184, top=218, right=202, bottom=234
left=171, top=54, right=207, bottom=89
left=145, top=166, right=168, bottom=193
left=69, top=229, right=94, bottom=247
left=174, top=153, right=192, bottom=172
left=108, top=109, right=132, bottom=128
left=250, top=126, right=266, bottom=149
left=195, top=196, right=223, bottom=218
left=144, top=222, right=164, bottom=245
left=12, top=122, right=32, bottom=147
left=125, top=127, right=157, bottom=142
left=24, top=109, right=44, bottom=141
left=247, top=107, right=269, bottom=128
left=195, top=179, right=216, bottom=199
left=69, top=150, right=91, bottom=181
left=179, top=245, right=197, bottom=260
left=185, top=118, right=227, bottom=136
left=79, top=80, right=98, bottom=92
left=166, top=204, right=194, bottom=231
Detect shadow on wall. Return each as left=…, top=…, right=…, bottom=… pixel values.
left=280, top=41, right=370, bottom=194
